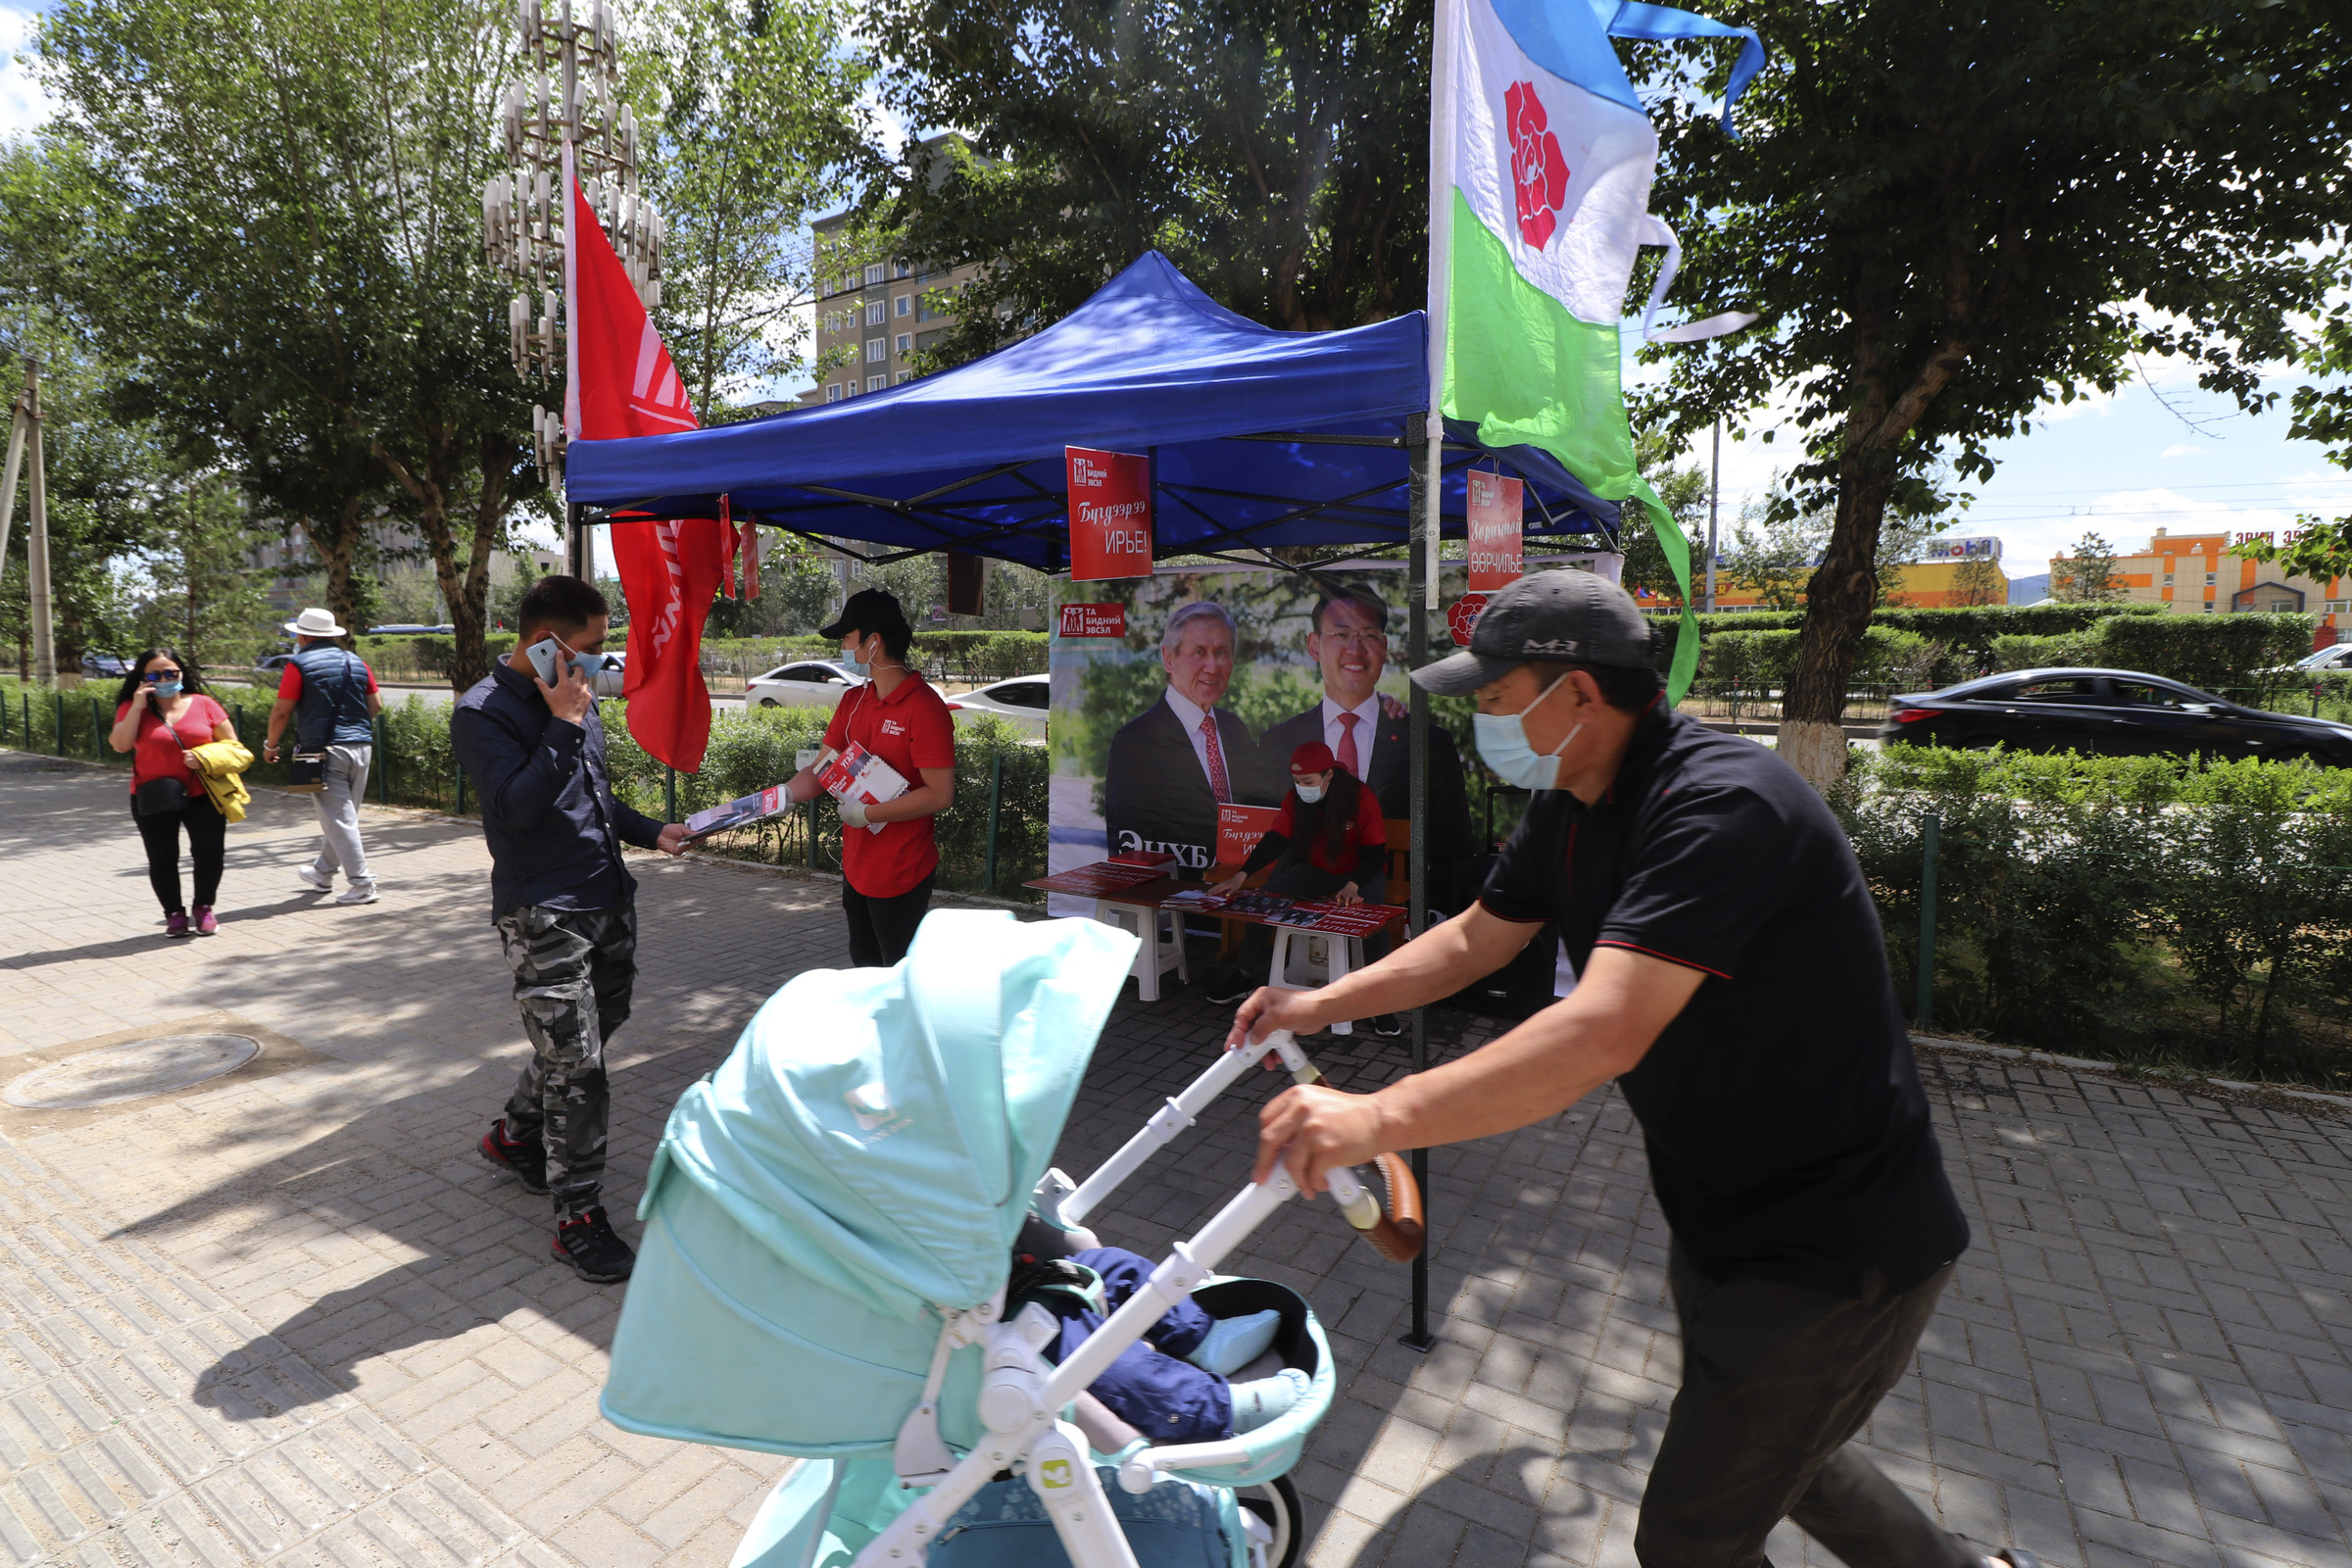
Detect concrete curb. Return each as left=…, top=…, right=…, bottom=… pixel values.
left=1913, top=1030, right=2352, bottom=1118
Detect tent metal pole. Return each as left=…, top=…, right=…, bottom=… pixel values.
left=1401, top=411, right=1435, bottom=1354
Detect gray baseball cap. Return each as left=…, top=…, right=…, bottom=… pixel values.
left=1410, top=569, right=1657, bottom=696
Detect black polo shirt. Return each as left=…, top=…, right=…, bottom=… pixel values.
left=1480, top=702, right=1968, bottom=1296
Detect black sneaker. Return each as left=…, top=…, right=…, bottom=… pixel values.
left=479, top=1119, right=549, bottom=1195
left=1371, top=1013, right=1404, bottom=1037
left=553, top=1207, right=636, bottom=1283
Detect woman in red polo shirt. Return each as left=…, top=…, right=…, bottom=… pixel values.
left=1203, top=741, right=1391, bottom=1012
left=785, top=589, right=957, bottom=967
left=107, top=646, right=241, bottom=937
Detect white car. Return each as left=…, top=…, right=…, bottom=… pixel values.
left=946, top=676, right=1049, bottom=741
left=746, top=660, right=867, bottom=710
left=2284, top=644, right=2352, bottom=673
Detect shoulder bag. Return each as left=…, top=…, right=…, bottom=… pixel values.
left=133, top=700, right=192, bottom=816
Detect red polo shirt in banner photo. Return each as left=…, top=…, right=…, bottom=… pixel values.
left=821, top=672, right=957, bottom=897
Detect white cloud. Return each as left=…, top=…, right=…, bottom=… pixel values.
left=2160, top=443, right=2207, bottom=458
left=0, top=7, right=54, bottom=137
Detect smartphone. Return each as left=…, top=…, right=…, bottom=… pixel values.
left=524, top=636, right=567, bottom=687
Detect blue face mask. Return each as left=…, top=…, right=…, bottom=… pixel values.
left=841, top=639, right=874, bottom=680
left=151, top=679, right=182, bottom=700
left=1472, top=673, right=1581, bottom=790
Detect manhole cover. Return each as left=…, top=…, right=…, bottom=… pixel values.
left=4, top=1035, right=262, bottom=1109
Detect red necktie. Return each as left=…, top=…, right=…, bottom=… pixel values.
left=1335, top=710, right=1360, bottom=778
left=1200, top=712, right=1232, bottom=805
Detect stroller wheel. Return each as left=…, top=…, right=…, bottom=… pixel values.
left=1236, top=1474, right=1301, bottom=1568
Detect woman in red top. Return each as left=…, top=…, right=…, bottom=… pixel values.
left=107, top=647, right=239, bottom=937
left=1204, top=743, right=1394, bottom=1023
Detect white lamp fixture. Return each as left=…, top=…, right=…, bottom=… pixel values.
left=482, top=0, right=663, bottom=486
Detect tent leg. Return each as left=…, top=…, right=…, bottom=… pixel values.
left=1400, top=412, right=1435, bottom=1355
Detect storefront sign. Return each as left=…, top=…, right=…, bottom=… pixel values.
left=1067, top=447, right=1153, bottom=580
left=1466, top=471, right=1524, bottom=589
left=1057, top=603, right=1127, bottom=638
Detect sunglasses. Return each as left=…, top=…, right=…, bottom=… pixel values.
left=142, top=670, right=182, bottom=682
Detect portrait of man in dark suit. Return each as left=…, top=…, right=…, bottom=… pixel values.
left=1258, top=582, right=1474, bottom=907
left=1102, top=600, right=1281, bottom=870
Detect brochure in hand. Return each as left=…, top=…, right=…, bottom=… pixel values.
left=814, top=743, right=908, bottom=836
left=682, top=784, right=792, bottom=844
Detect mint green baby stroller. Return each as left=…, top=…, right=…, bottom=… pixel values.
left=599, top=910, right=1422, bottom=1568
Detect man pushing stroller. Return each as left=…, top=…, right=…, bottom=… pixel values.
left=1231, top=571, right=2038, bottom=1568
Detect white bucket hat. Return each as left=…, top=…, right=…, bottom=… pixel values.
left=284, top=608, right=348, bottom=638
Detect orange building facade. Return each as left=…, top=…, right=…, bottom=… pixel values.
left=2048, top=529, right=2346, bottom=642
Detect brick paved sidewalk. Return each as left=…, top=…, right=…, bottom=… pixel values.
left=2, top=750, right=2349, bottom=1568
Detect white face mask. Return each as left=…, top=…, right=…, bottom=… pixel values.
left=1294, top=782, right=1325, bottom=805
left=1471, top=673, right=1582, bottom=790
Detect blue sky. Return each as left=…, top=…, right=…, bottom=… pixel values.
left=1657, top=343, right=2352, bottom=579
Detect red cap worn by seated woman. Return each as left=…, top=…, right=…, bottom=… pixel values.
left=1289, top=741, right=1339, bottom=775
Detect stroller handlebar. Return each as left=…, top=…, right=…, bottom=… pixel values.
left=1324, top=1152, right=1426, bottom=1262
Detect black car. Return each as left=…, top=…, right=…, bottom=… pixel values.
left=1879, top=667, right=2352, bottom=766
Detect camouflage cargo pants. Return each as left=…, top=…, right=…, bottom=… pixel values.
left=496, top=904, right=636, bottom=1218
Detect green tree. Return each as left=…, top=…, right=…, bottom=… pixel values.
left=2054, top=531, right=2126, bottom=604
left=1619, top=431, right=1708, bottom=603
left=134, top=475, right=272, bottom=672
left=2231, top=285, right=2352, bottom=588
left=633, top=0, right=877, bottom=416
left=0, top=328, right=177, bottom=675
left=1946, top=555, right=2004, bottom=609
left=1635, top=0, right=2351, bottom=786
left=1721, top=499, right=1821, bottom=611
left=866, top=0, right=1431, bottom=365
left=36, top=0, right=546, bottom=691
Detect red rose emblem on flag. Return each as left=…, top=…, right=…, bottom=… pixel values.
left=1504, top=80, right=1571, bottom=250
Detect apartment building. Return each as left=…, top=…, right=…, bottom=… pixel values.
left=802, top=136, right=988, bottom=408
left=2048, top=528, right=2346, bottom=638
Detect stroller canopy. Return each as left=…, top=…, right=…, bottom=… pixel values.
left=647, top=910, right=1141, bottom=1321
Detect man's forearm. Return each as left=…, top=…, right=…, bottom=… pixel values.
left=1365, top=948, right=1698, bottom=1152
left=865, top=780, right=953, bottom=823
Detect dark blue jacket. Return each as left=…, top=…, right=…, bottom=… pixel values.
left=292, top=644, right=375, bottom=749
left=450, top=661, right=664, bottom=922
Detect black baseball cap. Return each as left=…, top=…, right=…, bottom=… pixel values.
left=1410, top=569, right=1656, bottom=696
left=819, top=588, right=910, bottom=645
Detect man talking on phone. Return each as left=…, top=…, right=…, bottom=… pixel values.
left=451, top=575, right=690, bottom=1283
left=1230, top=571, right=2032, bottom=1568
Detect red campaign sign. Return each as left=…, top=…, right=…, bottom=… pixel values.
left=1058, top=603, right=1128, bottom=638
left=1466, top=470, right=1524, bottom=590
left=1447, top=593, right=1490, bottom=647
left=1067, top=447, right=1153, bottom=580
left=1216, top=804, right=1283, bottom=866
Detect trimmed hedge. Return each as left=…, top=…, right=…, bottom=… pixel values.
left=1838, top=745, right=2352, bottom=1083
left=1988, top=612, right=2317, bottom=705
left=1698, top=626, right=1941, bottom=690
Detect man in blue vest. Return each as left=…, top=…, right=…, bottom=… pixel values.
left=265, top=607, right=386, bottom=905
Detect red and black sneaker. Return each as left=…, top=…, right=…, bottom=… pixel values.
left=478, top=1119, right=549, bottom=1195
left=553, top=1207, right=636, bottom=1283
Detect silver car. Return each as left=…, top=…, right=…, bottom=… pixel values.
left=745, top=660, right=866, bottom=711
left=945, top=676, right=1049, bottom=741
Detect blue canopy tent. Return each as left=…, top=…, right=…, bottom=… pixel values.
left=565, top=250, right=1630, bottom=1357
left=564, top=251, right=1621, bottom=565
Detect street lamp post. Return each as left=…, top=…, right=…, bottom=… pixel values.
left=1703, top=417, right=1720, bottom=614
left=481, top=0, right=664, bottom=578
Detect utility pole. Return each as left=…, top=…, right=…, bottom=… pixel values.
left=1703, top=417, right=1720, bottom=614
left=0, top=359, right=54, bottom=684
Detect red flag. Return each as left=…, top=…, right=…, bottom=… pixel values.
left=741, top=517, right=760, bottom=601
left=563, top=148, right=722, bottom=771
left=609, top=517, right=727, bottom=771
